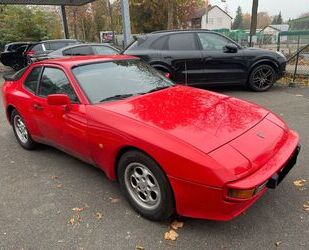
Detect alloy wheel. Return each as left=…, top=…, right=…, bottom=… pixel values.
left=124, top=162, right=161, bottom=210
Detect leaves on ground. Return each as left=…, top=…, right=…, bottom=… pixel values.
left=135, top=246, right=145, bottom=250
left=303, top=201, right=309, bottom=212
left=275, top=241, right=282, bottom=247
left=95, top=212, right=103, bottom=220
left=56, top=184, right=63, bottom=188
left=295, top=94, right=304, bottom=97
left=51, top=175, right=59, bottom=180
left=170, top=220, right=184, bottom=230
left=68, top=214, right=82, bottom=225
left=164, top=230, right=179, bottom=241
left=293, top=179, right=306, bottom=187
left=109, top=197, right=120, bottom=203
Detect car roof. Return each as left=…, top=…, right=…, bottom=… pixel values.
left=151, top=29, right=210, bottom=34
left=32, top=55, right=137, bottom=68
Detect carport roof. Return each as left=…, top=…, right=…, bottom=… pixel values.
left=0, top=0, right=95, bottom=6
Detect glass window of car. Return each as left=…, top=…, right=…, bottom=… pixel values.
left=198, top=33, right=231, bottom=51
left=38, top=67, right=78, bottom=102
left=24, top=67, right=42, bottom=94
left=151, top=36, right=168, bottom=50
left=167, top=33, right=197, bottom=50
left=92, top=45, right=118, bottom=55
left=72, top=60, right=174, bottom=104
left=31, top=44, right=44, bottom=53
left=63, top=46, right=93, bottom=56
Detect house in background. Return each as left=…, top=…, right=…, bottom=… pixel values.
left=289, top=16, right=309, bottom=30
left=260, top=24, right=289, bottom=43
left=188, top=5, right=232, bottom=30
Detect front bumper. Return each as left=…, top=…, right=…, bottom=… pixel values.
left=169, top=131, right=300, bottom=221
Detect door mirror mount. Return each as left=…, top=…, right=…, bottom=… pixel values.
left=47, top=94, right=71, bottom=106
left=224, top=43, right=238, bottom=53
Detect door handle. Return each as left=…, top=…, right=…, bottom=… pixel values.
left=33, top=103, right=43, bottom=111
left=203, top=57, right=213, bottom=62
left=163, top=56, right=172, bottom=59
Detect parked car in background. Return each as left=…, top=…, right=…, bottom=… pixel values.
left=25, top=39, right=81, bottom=63
left=0, top=42, right=33, bottom=70
left=46, top=43, right=120, bottom=58
left=2, top=55, right=300, bottom=221
left=123, top=29, right=287, bottom=91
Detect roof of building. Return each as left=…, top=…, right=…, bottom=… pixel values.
left=191, top=5, right=233, bottom=20
left=262, top=24, right=289, bottom=32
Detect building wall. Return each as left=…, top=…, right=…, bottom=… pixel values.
left=201, top=7, right=232, bottom=30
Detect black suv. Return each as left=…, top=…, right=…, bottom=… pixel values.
left=0, top=42, right=33, bottom=70
left=123, top=29, right=287, bottom=91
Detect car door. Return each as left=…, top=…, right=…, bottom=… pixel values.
left=197, top=32, right=247, bottom=85
left=31, top=66, right=91, bottom=161
left=160, top=33, right=203, bottom=84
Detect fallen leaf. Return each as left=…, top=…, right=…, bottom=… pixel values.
left=68, top=218, right=75, bottom=225
left=293, top=179, right=306, bottom=187
left=303, top=201, right=309, bottom=212
left=170, top=220, right=184, bottom=230
left=164, top=230, right=179, bottom=241
left=295, top=94, right=303, bottom=97
left=51, top=175, right=59, bottom=180
left=136, top=246, right=145, bottom=250
left=56, top=184, right=63, bottom=188
left=72, top=207, right=84, bottom=213
left=275, top=241, right=282, bottom=247
left=109, top=197, right=120, bottom=203
left=95, top=212, right=103, bottom=219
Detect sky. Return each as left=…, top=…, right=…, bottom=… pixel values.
left=209, top=0, right=309, bottom=20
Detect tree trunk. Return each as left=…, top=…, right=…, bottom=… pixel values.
left=167, top=0, right=175, bottom=30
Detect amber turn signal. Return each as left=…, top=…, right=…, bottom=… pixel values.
left=228, top=188, right=256, bottom=199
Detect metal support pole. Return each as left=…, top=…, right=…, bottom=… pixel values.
left=60, top=5, right=69, bottom=39
left=120, top=0, right=132, bottom=48
left=277, top=32, right=281, bottom=51
left=249, top=0, right=259, bottom=47
left=292, top=35, right=301, bottom=85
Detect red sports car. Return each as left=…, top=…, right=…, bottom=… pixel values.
left=2, top=55, right=300, bottom=221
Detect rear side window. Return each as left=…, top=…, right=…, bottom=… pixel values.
left=151, top=36, right=168, bottom=50
left=31, top=44, right=44, bottom=53
left=167, top=33, right=198, bottom=50
left=63, top=46, right=93, bottom=56
left=92, top=45, right=118, bottom=55
left=24, top=67, right=42, bottom=93
left=38, top=67, right=78, bottom=102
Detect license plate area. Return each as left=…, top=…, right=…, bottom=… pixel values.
left=267, top=145, right=301, bottom=189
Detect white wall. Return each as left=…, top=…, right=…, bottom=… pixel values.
left=201, top=6, right=232, bottom=30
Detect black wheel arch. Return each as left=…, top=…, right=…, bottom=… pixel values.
left=6, top=105, right=16, bottom=125
left=249, top=59, right=279, bottom=76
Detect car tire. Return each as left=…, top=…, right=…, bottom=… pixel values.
left=117, top=150, right=175, bottom=221
left=248, top=64, right=276, bottom=92
left=11, top=110, right=37, bottom=150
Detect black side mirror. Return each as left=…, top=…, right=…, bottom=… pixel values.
left=224, top=43, right=238, bottom=53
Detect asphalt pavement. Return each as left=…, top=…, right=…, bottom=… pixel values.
left=0, top=73, right=308, bottom=250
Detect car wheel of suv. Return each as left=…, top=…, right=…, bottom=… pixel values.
left=117, top=150, right=175, bottom=221
left=248, top=64, right=276, bottom=92
left=11, top=110, right=37, bottom=150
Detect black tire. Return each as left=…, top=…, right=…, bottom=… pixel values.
left=117, top=150, right=175, bottom=221
left=248, top=64, right=276, bottom=92
left=11, top=110, right=37, bottom=150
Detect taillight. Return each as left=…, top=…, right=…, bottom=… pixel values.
left=165, top=73, right=171, bottom=79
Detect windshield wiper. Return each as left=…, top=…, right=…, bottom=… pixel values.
left=99, top=94, right=134, bottom=102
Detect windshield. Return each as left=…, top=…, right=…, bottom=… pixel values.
left=72, top=60, right=174, bottom=104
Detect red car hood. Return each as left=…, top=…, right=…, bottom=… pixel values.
left=102, top=86, right=269, bottom=153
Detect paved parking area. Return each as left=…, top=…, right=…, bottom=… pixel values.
left=0, top=72, right=308, bottom=249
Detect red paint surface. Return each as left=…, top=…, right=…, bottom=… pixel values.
left=2, top=56, right=300, bottom=220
